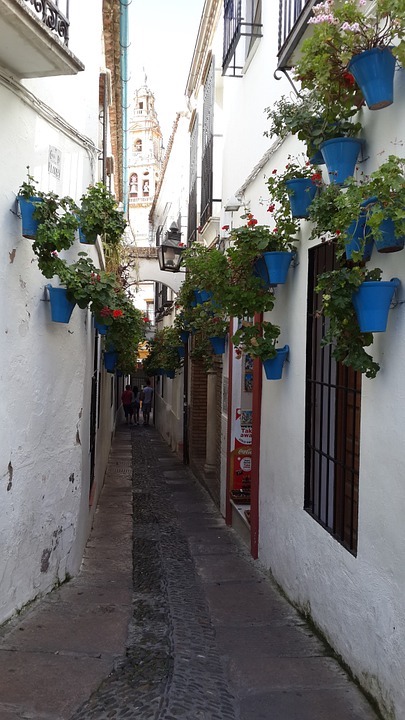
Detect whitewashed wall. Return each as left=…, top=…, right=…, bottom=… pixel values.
left=219, top=3, right=405, bottom=718
left=0, top=1, right=115, bottom=624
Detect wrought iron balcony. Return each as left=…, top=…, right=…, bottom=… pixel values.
left=277, top=0, right=320, bottom=71
left=0, top=0, right=83, bottom=78
left=24, top=0, right=70, bottom=45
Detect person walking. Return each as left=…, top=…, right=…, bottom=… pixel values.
left=140, top=379, right=153, bottom=426
left=121, top=384, right=134, bottom=425
left=132, top=385, right=140, bottom=425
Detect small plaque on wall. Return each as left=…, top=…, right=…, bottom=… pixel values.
left=48, top=146, right=62, bottom=180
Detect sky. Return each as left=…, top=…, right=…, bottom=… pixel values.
left=128, top=0, right=205, bottom=146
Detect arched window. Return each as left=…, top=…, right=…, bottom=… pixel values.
left=135, top=139, right=142, bottom=153
left=142, top=179, right=149, bottom=197
left=129, top=173, right=138, bottom=197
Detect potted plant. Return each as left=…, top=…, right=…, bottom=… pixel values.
left=32, top=191, right=79, bottom=276
left=304, top=0, right=405, bottom=111
left=78, top=182, right=127, bottom=246
left=266, top=155, right=322, bottom=219
left=191, top=303, right=229, bottom=355
left=18, top=168, right=43, bottom=239
left=315, top=262, right=399, bottom=378
left=232, top=320, right=288, bottom=380
left=264, top=92, right=362, bottom=166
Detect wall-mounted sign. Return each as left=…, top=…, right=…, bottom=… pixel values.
left=48, top=146, right=61, bottom=180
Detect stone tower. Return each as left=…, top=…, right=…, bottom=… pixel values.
left=128, top=83, right=163, bottom=246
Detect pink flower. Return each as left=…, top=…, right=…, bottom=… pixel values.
left=51, top=250, right=59, bottom=257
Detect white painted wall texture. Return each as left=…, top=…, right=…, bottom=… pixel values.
left=218, top=4, right=405, bottom=718
left=0, top=1, right=116, bottom=624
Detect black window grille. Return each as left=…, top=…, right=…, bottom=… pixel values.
left=187, top=115, right=199, bottom=245
left=24, top=0, right=70, bottom=45
left=223, top=0, right=262, bottom=77
left=305, top=243, right=361, bottom=555
left=278, top=0, right=319, bottom=68
left=200, top=59, right=214, bottom=228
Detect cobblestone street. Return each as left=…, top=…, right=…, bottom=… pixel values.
left=0, top=425, right=381, bottom=720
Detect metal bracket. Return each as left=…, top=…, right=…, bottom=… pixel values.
left=273, top=67, right=301, bottom=98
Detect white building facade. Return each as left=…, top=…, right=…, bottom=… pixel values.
left=0, top=0, right=125, bottom=623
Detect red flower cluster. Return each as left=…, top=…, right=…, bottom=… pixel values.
left=142, top=316, right=150, bottom=323
left=222, top=224, right=230, bottom=231
left=90, top=272, right=101, bottom=283
left=100, top=306, right=111, bottom=317
left=267, top=204, right=275, bottom=213
left=247, top=218, right=258, bottom=227
left=342, top=71, right=355, bottom=86
left=311, top=172, right=323, bottom=183
left=112, top=309, right=123, bottom=318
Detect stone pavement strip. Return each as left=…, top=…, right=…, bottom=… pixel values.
left=0, top=424, right=381, bottom=720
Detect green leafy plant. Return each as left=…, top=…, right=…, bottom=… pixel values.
left=264, top=92, right=362, bottom=160
left=32, top=192, right=79, bottom=276
left=232, top=320, right=281, bottom=361
left=144, top=327, right=183, bottom=374
left=79, top=182, right=127, bottom=246
left=19, top=167, right=39, bottom=199
left=315, top=263, right=382, bottom=378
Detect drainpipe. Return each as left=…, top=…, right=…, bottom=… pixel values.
left=120, top=0, right=131, bottom=215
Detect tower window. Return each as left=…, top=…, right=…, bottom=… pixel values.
left=135, top=139, right=142, bottom=153
left=130, top=173, right=138, bottom=197
left=142, top=179, right=150, bottom=197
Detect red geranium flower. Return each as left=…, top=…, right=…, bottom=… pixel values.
left=267, top=204, right=275, bottom=213
left=311, top=172, right=323, bottom=183
left=112, top=309, right=123, bottom=318
left=272, top=169, right=277, bottom=174
left=342, top=71, right=355, bottom=86
left=247, top=218, right=258, bottom=227
left=100, top=306, right=111, bottom=317
left=222, top=225, right=230, bottom=231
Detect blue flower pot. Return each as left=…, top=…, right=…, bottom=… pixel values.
left=348, top=47, right=396, bottom=111
left=47, top=285, right=76, bottom=323
left=262, top=345, right=289, bottom=380
left=94, top=318, right=108, bottom=335
left=345, top=215, right=374, bottom=261
left=194, top=289, right=213, bottom=305
left=180, top=330, right=190, bottom=343
left=79, top=228, right=97, bottom=244
left=374, top=218, right=405, bottom=254
left=309, top=148, right=325, bottom=165
left=352, top=279, right=400, bottom=332
left=320, top=137, right=363, bottom=185
left=19, top=196, right=43, bottom=239
left=209, top=336, right=226, bottom=354
left=176, top=345, right=185, bottom=358
left=261, top=251, right=294, bottom=286
left=104, top=350, right=118, bottom=372
left=285, top=178, right=317, bottom=218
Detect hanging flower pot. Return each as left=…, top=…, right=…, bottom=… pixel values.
left=256, top=251, right=295, bottom=286
left=193, top=289, right=213, bottom=305
left=19, top=196, right=43, bottom=239
left=79, top=227, right=97, bottom=245
left=344, top=215, right=374, bottom=261
left=262, top=345, right=289, bottom=380
left=309, top=148, right=325, bottom=166
left=320, top=137, right=363, bottom=185
left=352, top=278, right=400, bottom=332
left=209, top=336, right=226, bottom=354
left=285, top=178, right=317, bottom=219
left=176, top=345, right=185, bottom=358
left=374, top=218, right=405, bottom=254
left=104, top=350, right=118, bottom=372
left=46, top=285, right=76, bottom=323
left=180, top=330, right=190, bottom=343
left=348, top=47, right=396, bottom=111
left=94, top=318, right=108, bottom=335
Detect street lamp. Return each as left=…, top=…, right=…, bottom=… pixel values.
left=157, top=222, right=185, bottom=272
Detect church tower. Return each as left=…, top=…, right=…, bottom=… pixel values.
left=128, top=82, right=163, bottom=246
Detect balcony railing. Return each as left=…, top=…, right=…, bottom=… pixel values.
left=24, top=0, right=70, bottom=45
left=277, top=0, right=319, bottom=70
left=223, top=0, right=262, bottom=76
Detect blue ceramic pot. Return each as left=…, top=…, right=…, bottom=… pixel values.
left=352, top=279, right=400, bottom=332
left=94, top=319, right=108, bottom=335
left=180, top=330, right=190, bottom=343
left=79, top=228, right=97, bottom=244
left=19, top=196, right=43, bottom=239
left=176, top=345, right=185, bottom=358
left=285, top=178, right=317, bottom=219
left=104, top=350, right=118, bottom=372
left=320, top=137, right=363, bottom=185
left=209, top=336, right=226, bottom=354
left=348, top=47, right=396, bottom=111
left=262, top=345, right=289, bottom=380
left=345, top=215, right=374, bottom=261
left=47, top=285, right=75, bottom=324
left=260, top=251, right=294, bottom=286
left=374, top=218, right=405, bottom=254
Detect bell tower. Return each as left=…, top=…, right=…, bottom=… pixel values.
left=128, top=83, right=163, bottom=246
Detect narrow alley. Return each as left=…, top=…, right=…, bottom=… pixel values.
left=0, top=425, right=380, bottom=720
